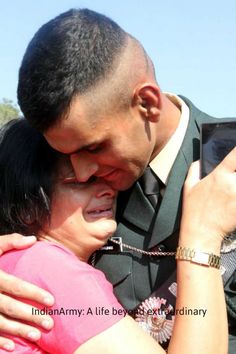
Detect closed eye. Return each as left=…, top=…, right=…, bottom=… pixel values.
left=62, top=177, right=78, bottom=184
left=85, top=144, right=103, bottom=154
left=62, top=176, right=97, bottom=185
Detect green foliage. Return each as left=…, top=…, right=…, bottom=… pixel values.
left=0, top=98, right=20, bottom=126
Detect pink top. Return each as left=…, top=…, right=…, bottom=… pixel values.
left=0, top=241, right=124, bottom=353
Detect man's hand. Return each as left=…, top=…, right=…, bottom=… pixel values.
left=0, top=234, right=37, bottom=256
left=0, top=234, right=54, bottom=351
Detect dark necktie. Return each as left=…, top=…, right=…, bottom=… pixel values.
left=139, top=166, right=163, bottom=209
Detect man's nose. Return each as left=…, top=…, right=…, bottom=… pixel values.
left=95, top=179, right=117, bottom=198
left=70, top=153, right=99, bottom=182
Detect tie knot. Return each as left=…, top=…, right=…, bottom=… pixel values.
left=140, top=166, right=161, bottom=196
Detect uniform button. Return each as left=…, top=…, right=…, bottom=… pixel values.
left=151, top=244, right=166, bottom=252
left=157, top=244, right=166, bottom=252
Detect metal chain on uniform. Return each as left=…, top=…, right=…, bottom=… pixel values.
left=90, top=238, right=176, bottom=266
left=109, top=238, right=176, bottom=257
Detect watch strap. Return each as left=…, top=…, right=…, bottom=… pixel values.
left=176, top=246, right=220, bottom=269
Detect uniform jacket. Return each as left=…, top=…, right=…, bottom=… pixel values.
left=95, top=96, right=236, bottom=351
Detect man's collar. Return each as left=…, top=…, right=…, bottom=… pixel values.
left=149, top=93, right=190, bottom=185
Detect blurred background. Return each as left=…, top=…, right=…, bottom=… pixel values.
left=0, top=0, right=235, bottom=124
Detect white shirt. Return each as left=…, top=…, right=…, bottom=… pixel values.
left=150, top=93, right=190, bottom=185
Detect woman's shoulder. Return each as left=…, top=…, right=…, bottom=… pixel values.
left=0, top=240, right=107, bottom=286
left=20, top=240, right=100, bottom=272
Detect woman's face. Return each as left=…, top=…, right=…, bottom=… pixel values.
left=41, top=157, right=117, bottom=261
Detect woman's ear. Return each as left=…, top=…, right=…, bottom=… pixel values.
left=132, top=83, right=162, bottom=122
left=20, top=211, right=35, bottom=225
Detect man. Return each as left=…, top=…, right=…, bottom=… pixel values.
left=0, top=8, right=235, bottom=352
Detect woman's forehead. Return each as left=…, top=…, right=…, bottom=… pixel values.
left=57, top=155, right=75, bottom=178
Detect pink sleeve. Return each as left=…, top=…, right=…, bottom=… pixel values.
left=13, top=242, right=125, bottom=354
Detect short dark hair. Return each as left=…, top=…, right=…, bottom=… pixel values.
left=0, top=119, right=60, bottom=235
left=17, top=8, right=127, bottom=132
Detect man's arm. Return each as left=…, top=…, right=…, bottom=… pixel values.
left=0, top=234, right=54, bottom=351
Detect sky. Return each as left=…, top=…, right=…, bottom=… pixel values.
left=0, top=0, right=235, bottom=117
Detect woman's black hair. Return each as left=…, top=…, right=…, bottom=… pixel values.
left=0, top=119, right=61, bottom=235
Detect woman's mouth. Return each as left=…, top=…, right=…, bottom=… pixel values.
left=87, top=206, right=114, bottom=218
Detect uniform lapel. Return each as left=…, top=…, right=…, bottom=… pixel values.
left=148, top=99, right=203, bottom=248
left=117, top=96, right=213, bottom=248
left=148, top=151, right=188, bottom=248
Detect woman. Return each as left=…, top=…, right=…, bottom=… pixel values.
left=0, top=119, right=231, bottom=353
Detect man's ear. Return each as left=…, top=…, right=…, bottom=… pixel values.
left=132, top=83, right=162, bottom=122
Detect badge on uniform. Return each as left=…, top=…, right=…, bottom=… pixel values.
left=135, top=297, right=175, bottom=344
left=220, top=231, right=236, bottom=283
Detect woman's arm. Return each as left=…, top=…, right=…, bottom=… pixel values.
left=168, top=157, right=235, bottom=353
left=77, top=248, right=225, bottom=354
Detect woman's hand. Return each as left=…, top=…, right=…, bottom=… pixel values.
left=180, top=147, right=236, bottom=252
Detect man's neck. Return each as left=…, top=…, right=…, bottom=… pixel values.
left=149, top=94, right=190, bottom=184
left=150, top=93, right=181, bottom=161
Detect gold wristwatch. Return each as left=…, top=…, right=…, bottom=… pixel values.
left=176, top=246, right=220, bottom=269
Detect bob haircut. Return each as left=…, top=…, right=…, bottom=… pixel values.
left=0, top=119, right=61, bottom=236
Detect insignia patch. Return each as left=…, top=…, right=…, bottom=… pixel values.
left=168, top=282, right=177, bottom=297
left=135, top=297, right=175, bottom=344
left=221, top=232, right=236, bottom=253
left=220, top=265, right=226, bottom=276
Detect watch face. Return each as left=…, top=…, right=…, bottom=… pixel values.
left=200, top=121, right=236, bottom=178
left=191, top=250, right=207, bottom=263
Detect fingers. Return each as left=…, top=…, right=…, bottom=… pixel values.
left=186, top=147, right=236, bottom=193
left=0, top=270, right=54, bottom=307
left=182, top=151, right=236, bottom=246
left=0, top=277, right=54, bottom=346
left=0, top=335, right=15, bottom=352
left=0, top=314, right=44, bottom=348
left=206, top=147, right=236, bottom=196
left=0, top=313, right=42, bottom=344
left=0, top=293, right=53, bottom=331
left=216, top=146, right=236, bottom=172
left=0, top=234, right=37, bottom=256
left=184, top=161, right=200, bottom=190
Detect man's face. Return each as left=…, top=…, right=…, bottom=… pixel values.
left=44, top=96, right=156, bottom=191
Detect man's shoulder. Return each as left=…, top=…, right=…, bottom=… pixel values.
left=179, top=95, right=236, bottom=122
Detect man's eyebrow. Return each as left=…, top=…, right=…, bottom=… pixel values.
left=67, top=142, right=100, bottom=155
left=65, top=146, right=84, bottom=155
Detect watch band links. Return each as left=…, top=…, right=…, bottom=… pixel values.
left=176, top=246, right=221, bottom=269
